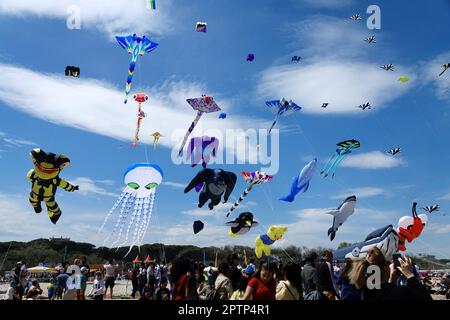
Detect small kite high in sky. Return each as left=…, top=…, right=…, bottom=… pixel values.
left=357, top=102, right=371, bottom=110
left=246, top=53, right=255, bottom=62
left=322, top=103, right=329, bottom=108
left=439, top=63, right=450, bottom=77
left=291, top=56, right=301, bottom=62
left=218, top=113, right=227, bottom=119
left=387, top=148, right=401, bottom=155
left=178, top=95, right=221, bottom=156
left=398, top=75, right=410, bottom=83
left=131, top=94, right=148, bottom=148
left=150, top=132, right=163, bottom=150
left=99, top=163, right=163, bottom=256
left=265, top=98, right=302, bottom=134
left=350, top=14, right=362, bottom=21
left=381, top=64, right=395, bottom=71
left=422, top=205, right=439, bottom=213
left=321, top=139, right=361, bottom=178
left=196, top=22, right=207, bottom=33
left=226, top=171, right=272, bottom=217
left=364, top=36, right=376, bottom=44
left=326, top=195, right=357, bottom=241
left=193, top=220, right=204, bottom=234
left=116, top=34, right=158, bottom=104
left=65, top=66, right=80, bottom=77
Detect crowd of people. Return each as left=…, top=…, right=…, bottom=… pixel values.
left=1, top=248, right=447, bottom=301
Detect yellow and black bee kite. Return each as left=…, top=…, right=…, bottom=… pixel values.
left=27, top=148, right=79, bottom=224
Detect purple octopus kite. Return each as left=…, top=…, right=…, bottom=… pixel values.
left=186, top=136, right=219, bottom=169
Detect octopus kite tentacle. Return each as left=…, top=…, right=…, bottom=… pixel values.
left=110, top=194, right=135, bottom=248
left=139, top=192, right=155, bottom=244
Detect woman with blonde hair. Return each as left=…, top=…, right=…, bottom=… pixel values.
left=349, top=247, right=431, bottom=301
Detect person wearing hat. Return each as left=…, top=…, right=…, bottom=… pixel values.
left=78, top=267, right=89, bottom=300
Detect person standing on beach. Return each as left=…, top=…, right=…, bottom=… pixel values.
left=103, top=259, right=118, bottom=299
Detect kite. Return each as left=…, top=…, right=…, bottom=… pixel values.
left=326, top=195, right=356, bottom=241
left=291, top=56, right=301, bottom=62
left=99, top=163, right=163, bottom=256
left=225, top=212, right=258, bottom=237
left=131, top=94, right=148, bottom=147
left=184, top=168, right=237, bottom=210
left=65, top=66, right=80, bottom=77
left=381, top=64, right=394, bottom=71
left=350, top=14, right=362, bottom=21
left=255, top=225, right=288, bottom=259
left=439, top=63, right=450, bottom=77
left=196, top=22, right=207, bottom=33
left=357, top=102, right=371, bottom=110
left=333, top=225, right=399, bottom=262
left=146, top=0, right=156, bottom=10
left=116, top=34, right=158, bottom=104
left=193, top=220, right=204, bottom=234
left=322, top=103, right=329, bottom=108
left=186, top=136, right=219, bottom=168
left=397, top=202, right=427, bottom=251
left=246, top=54, right=255, bottom=62
left=150, top=132, right=163, bottom=150
left=226, top=171, right=272, bottom=217
left=280, top=158, right=316, bottom=203
left=422, top=205, right=439, bottom=214
left=178, top=95, right=221, bottom=156
left=387, top=148, right=401, bottom=155
left=364, top=36, right=376, bottom=44
left=218, top=113, right=227, bottom=119
left=265, top=98, right=302, bottom=134
left=27, top=148, right=79, bottom=224
left=321, top=139, right=361, bottom=178
left=398, top=75, right=410, bottom=83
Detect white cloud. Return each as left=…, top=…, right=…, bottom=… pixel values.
left=299, top=0, right=355, bottom=8
left=341, top=151, right=406, bottom=169
left=3, top=137, right=37, bottom=148
left=438, top=193, right=450, bottom=201
left=162, top=181, right=185, bottom=190
left=70, top=177, right=117, bottom=197
left=331, top=187, right=386, bottom=199
left=426, top=223, right=450, bottom=235
left=257, top=17, right=415, bottom=114
left=0, top=64, right=264, bottom=161
left=0, top=0, right=174, bottom=38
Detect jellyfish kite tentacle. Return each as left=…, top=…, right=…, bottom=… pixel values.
left=99, top=191, right=127, bottom=232
left=117, top=198, right=141, bottom=250
left=137, top=195, right=152, bottom=245
left=125, top=198, right=144, bottom=257
left=111, top=195, right=135, bottom=248
left=103, top=192, right=132, bottom=247
left=139, top=192, right=155, bottom=244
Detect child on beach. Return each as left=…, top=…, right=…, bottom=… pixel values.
left=88, top=271, right=105, bottom=300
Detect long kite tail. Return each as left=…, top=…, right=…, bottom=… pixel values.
left=124, top=59, right=137, bottom=104
left=226, top=183, right=254, bottom=217
left=178, top=111, right=203, bottom=156
left=321, top=153, right=337, bottom=176
left=268, top=114, right=279, bottom=134
left=323, top=153, right=345, bottom=178
left=330, top=153, right=349, bottom=178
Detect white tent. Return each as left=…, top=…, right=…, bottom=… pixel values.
left=27, top=266, right=54, bottom=273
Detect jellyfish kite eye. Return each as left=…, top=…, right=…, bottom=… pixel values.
left=145, top=183, right=158, bottom=190
left=127, top=182, right=140, bottom=189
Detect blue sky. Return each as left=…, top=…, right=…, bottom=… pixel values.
left=0, top=0, right=449, bottom=258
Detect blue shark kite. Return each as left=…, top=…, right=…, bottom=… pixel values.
left=280, top=158, right=317, bottom=202
left=265, top=98, right=302, bottom=134
left=116, top=34, right=158, bottom=104
left=321, top=139, right=360, bottom=178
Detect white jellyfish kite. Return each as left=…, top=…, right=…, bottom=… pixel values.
left=99, top=163, right=163, bottom=256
